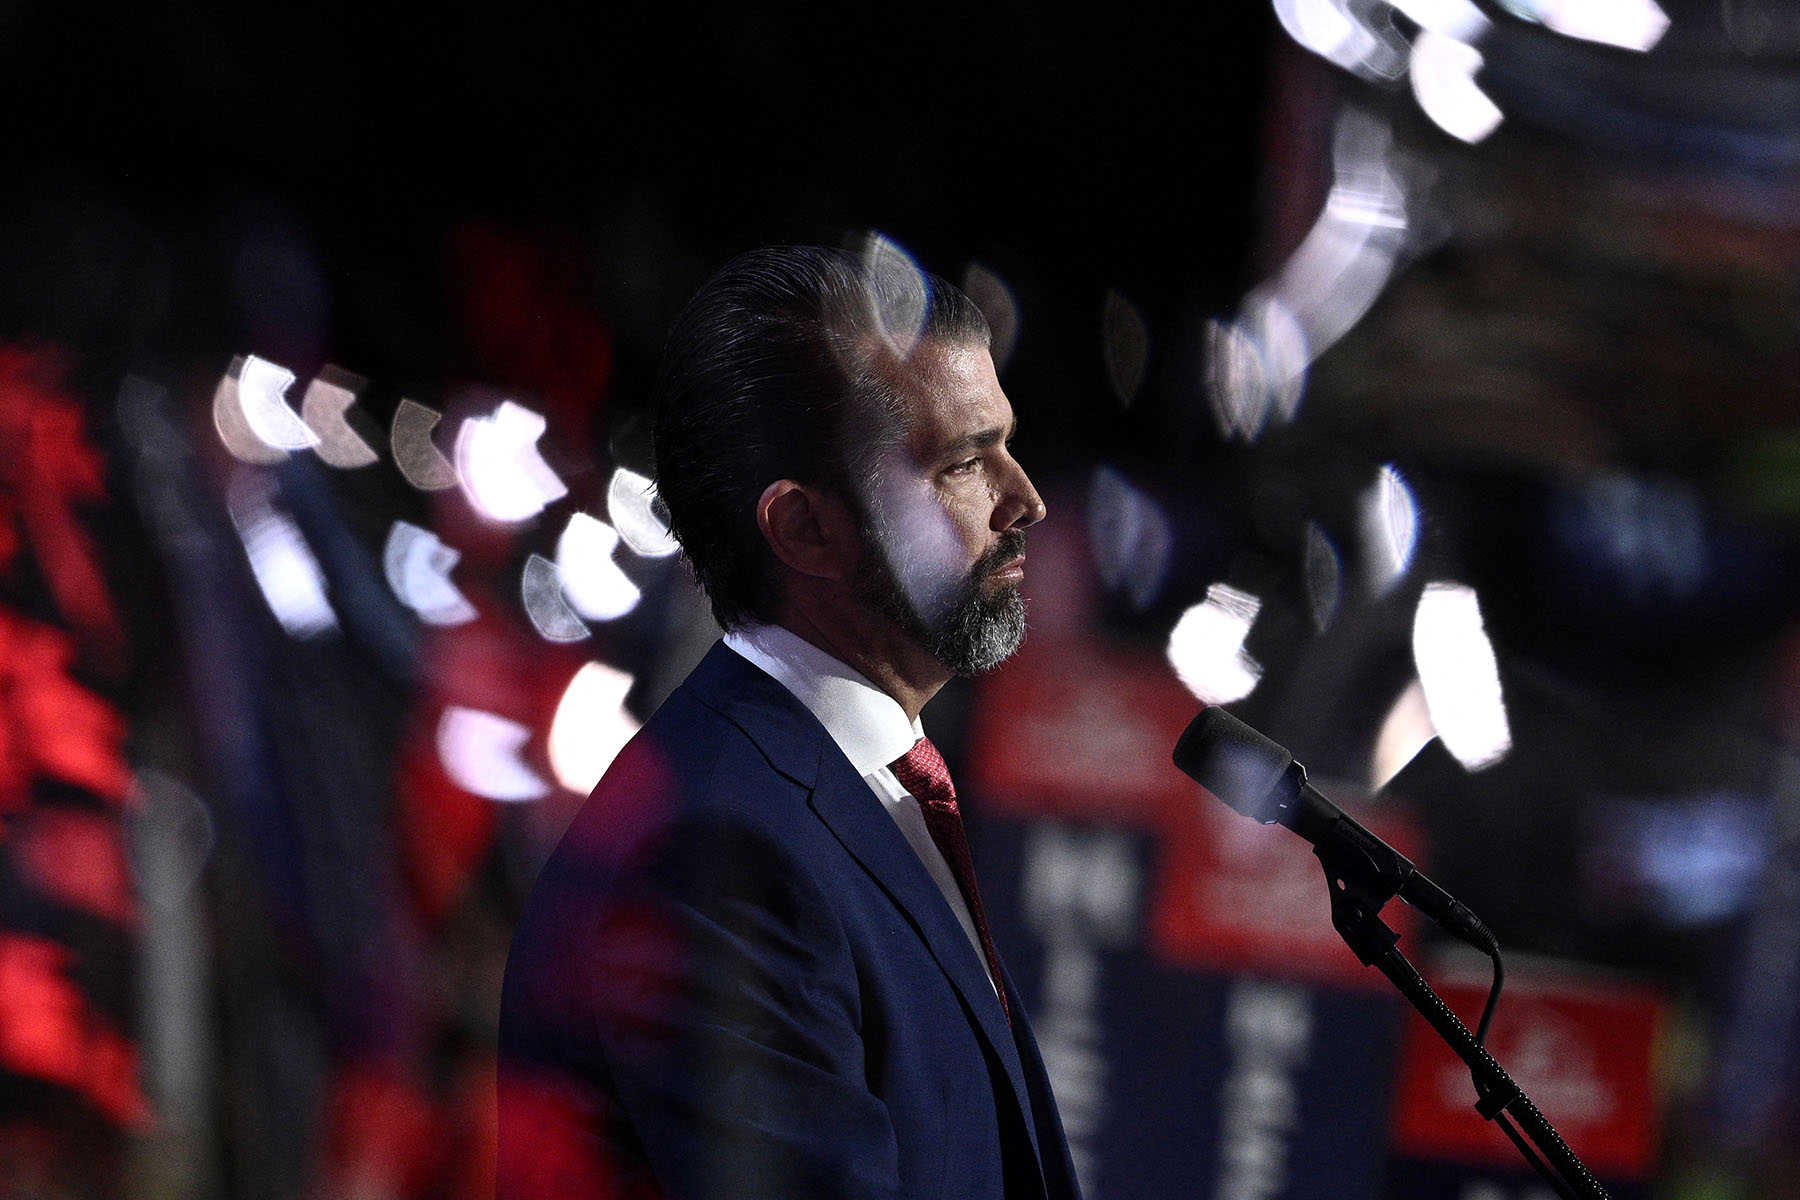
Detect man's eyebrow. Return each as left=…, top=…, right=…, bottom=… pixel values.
left=936, top=419, right=1018, bottom=461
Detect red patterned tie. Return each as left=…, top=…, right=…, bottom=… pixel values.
left=890, top=736, right=1010, bottom=1024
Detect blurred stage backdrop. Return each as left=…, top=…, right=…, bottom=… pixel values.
left=2, top=1, right=1799, bottom=1197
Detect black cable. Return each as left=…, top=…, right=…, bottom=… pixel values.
left=1475, top=941, right=1505, bottom=1045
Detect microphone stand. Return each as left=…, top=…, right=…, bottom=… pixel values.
left=1314, top=834, right=1611, bottom=1200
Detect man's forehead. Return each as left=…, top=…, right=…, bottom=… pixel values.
left=889, top=340, right=1014, bottom=442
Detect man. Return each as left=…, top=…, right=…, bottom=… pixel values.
left=497, top=245, right=1079, bottom=1200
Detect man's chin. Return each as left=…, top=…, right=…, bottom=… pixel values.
left=929, top=590, right=1027, bottom=678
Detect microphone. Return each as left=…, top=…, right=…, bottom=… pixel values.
left=1173, top=706, right=1494, bottom=951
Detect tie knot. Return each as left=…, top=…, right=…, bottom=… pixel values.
left=891, top=736, right=956, bottom=811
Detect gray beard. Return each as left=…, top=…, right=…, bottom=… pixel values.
left=853, top=528, right=1028, bottom=677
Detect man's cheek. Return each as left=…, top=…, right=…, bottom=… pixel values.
left=874, top=481, right=965, bottom=612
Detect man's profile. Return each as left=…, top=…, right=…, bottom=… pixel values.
left=497, top=244, right=1079, bottom=1199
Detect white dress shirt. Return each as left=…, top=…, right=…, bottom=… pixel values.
left=723, top=624, right=997, bottom=991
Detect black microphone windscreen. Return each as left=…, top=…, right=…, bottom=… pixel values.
left=1172, top=707, right=1295, bottom=824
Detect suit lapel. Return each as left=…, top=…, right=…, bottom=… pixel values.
left=688, top=643, right=1044, bottom=1170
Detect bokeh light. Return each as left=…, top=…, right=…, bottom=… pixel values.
left=453, top=399, right=568, bottom=523
left=555, top=512, right=643, bottom=621
left=226, top=473, right=338, bottom=639
left=605, top=467, right=680, bottom=558
left=435, top=706, right=550, bottom=802
left=390, top=398, right=459, bottom=491
left=299, top=371, right=379, bottom=469
left=1409, top=31, right=1504, bottom=144
left=1411, top=581, right=1512, bottom=770
left=520, top=553, right=591, bottom=643
left=547, top=661, right=641, bottom=795
left=1167, top=584, right=1264, bottom=705
left=382, top=520, right=477, bottom=626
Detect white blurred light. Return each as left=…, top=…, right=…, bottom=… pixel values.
left=212, top=362, right=287, bottom=465
left=1500, top=0, right=1669, bottom=51
left=227, top=475, right=338, bottom=639
left=548, top=661, right=642, bottom=794
left=1303, top=521, right=1343, bottom=633
left=556, top=513, right=642, bottom=621
left=1211, top=110, right=1411, bottom=437
left=1555, top=472, right=1706, bottom=601
left=300, top=372, right=379, bottom=468
left=1205, top=302, right=1308, bottom=441
left=1412, top=581, right=1512, bottom=769
left=455, top=400, right=569, bottom=523
left=436, top=706, right=549, bottom=802
left=521, top=553, right=591, bottom=642
left=962, top=262, right=1022, bottom=372
left=1167, top=584, right=1264, bottom=705
left=1361, top=463, right=1419, bottom=594
left=1597, top=794, right=1765, bottom=926
left=1410, top=31, right=1505, bottom=144
left=1087, top=466, right=1173, bottom=611
left=1391, top=0, right=1490, bottom=41
left=382, top=521, right=477, bottom=626
left=606, top=467, right=681, bottom=558
left=1287, top=114, right=1412, bottom=347
left=860, top=233, right=929, bottom=360
left=1273, top=0, right=1409, bottom=80
left=1371, top=679, right=1436, bottom=790
left=237, top=355, right=320, bottom=452
left=391, top=398, right=459, bottom=491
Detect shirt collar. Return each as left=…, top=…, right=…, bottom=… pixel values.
left=723, top=623, right=921, bottom=776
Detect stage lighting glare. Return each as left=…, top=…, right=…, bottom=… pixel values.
left=605, top=467, right=680, bottom=558
left=212, top=363, right=287, bottom=465
left=1390, top=0, right=1489, bottom=41
left=227, top=475, right=338, bottom=639
left=1211, top=110, right=1409, bottom=436
left=1412, top=581, right=1512, bottom=769
left=454, top=400, right=568, bottom=523
left=237, top=355, right=320, bottom=453
left=1303, top=521, right=1342, bottom=633
left=1272, top=0, right=1408, bottom=80
left=1371, top=679, right=1435, bottom=791
left=382, top=521, right=477, bottom=626
left=391, top=399, right=459, bottom=491
left=521, top=553, right=591, bottom=643
left=1409, top=31, right=1504, bottom=144
left=548, top=661, right=642, bottom=795
left=556, top=512, right=643, bottom=621
left=1501, top=0, right=1669, bottom=52
left=1086, top=465, right=1173, bottom=612
left=1361, top=463, right=1419, bottom=595
left=1167, top=583, right=1264, bottom=705
left=300, top=373, right=379, bottom=468
left=436, top=706, right=550, bottom=802
left=860, top=233, right=930, bottom=361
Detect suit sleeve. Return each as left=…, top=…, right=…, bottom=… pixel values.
left=501, top=801, right=908, bottom=1200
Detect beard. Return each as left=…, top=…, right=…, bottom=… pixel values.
left=853, top=526, right=1029, bottom=677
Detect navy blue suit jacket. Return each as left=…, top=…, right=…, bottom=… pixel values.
left=498, top=642, right=1082, bottom=1200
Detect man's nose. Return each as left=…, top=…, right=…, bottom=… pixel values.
left=994, top=459, right=1046, bottom=531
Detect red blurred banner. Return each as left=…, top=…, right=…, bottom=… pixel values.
left=1390, top=960, right=1666, bottom=1181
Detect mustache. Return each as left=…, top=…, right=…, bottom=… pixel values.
left=974, top=530, right=1028, bottom=579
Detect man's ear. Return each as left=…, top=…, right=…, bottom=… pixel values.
left=756, top=480, right=859, bottom=581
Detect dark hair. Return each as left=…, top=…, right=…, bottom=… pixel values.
left=652, top=243, right=991, bottom=629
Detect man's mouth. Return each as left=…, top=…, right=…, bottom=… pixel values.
left=978, top=532, right=1028, bottom=587
left=989, top=555, right=1025, bottom=584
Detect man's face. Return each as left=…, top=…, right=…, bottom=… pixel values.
left=852, top=339, right=1046, bottom=676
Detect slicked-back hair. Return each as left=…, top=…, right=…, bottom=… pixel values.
left=652, top=245, right=991, bottom=630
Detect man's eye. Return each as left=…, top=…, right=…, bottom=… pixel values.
left=949, top=457, right=982, bottom=474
